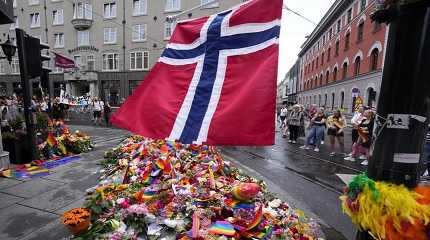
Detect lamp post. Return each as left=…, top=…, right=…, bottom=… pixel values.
left=0, top=35, right=17, bottom=168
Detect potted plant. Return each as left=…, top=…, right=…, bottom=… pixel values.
left=62, top=208, right=91, bottom=236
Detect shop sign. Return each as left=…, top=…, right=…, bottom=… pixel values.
left=68, top=46, right=99, bottom=54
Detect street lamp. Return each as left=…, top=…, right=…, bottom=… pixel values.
left=0, top=35, right=16, bottom=64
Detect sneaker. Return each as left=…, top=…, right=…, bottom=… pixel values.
left=299, top=145, right=307, bottom=149
left=344, top=156, right=356, bottom=161
left=347, top=153, right=352, bottom=157
left=359, top=155, right=367, bottom=160
left=292, top=140, right=297, bottom=144
left=329, top=152, right=336, bottom=156
left=422, top=170, right=429, bottom=177
left=314, top=147, right=319, bottom=152
left=288, top=140, right=292, bottom=143
left=321, top=141, right=324, bottom=145
left=361, top=160, right=368, bottom=166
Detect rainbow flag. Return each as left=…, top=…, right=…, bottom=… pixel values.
left=208, top=221, right=236, bottom=236
left=47, top=133, right=58, bottom=147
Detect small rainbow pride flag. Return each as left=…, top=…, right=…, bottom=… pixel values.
left=47, top=133, right=58, bottom=147
left=208, top=221, right=236, bottom=236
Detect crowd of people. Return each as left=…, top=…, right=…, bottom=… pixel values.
left=0, top=94, right=113, bottom=131
left=279, top=104, right=375, bottom=166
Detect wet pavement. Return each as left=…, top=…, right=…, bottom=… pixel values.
left=0, top=126, right=128, bottom=240
left=221, top=127, right=365, bottom=240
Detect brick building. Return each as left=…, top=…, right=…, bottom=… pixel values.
left=297, top=0, right=386, bottom=112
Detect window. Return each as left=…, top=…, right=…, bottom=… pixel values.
left=321, top=53, right=324, bottom=66
left=329, top=28, right=333, bottom=39
left=133, top=0, right=147, bottom=16
left=354, top=57, right=361, bottom=76
left=29, top=0, right=39, bottom=5
left=318, top=95, right=321, bottom=106
left=342, top=62, right=348, bottom=79
left=370, top=48, right=379, bottom=71
left=77, top=30, right=89, bottom=46
left=340, top=92, right=345, bottom=109
left=103, top=53, right=119, bottom=71
left=347, top=8, right=352, bottom=24
left=357, top=22, right=364, bottom=42
left=10, top=16, right=18, bottom=29
left=335, top=41, right=339, bottom=56
left=132, top=24, right=146, bottom=41
left=73, top=3, right=92, bottom=19
left=344, top=33, right=350, bottom=50
left=104, top=27, right=117, bottom=44
left=316, top=57, right=319, bottom=67
left=53, top=9, right=64, bottom=25
left=87, top=55, right=95, bottom=71
left=53, top=66, right=63, bottom=73
left=201, top=0, right=219, bottom=8
left=319, top=74, right=323, bottom=85
left=325, top=71, right=329, bottom=84
left=331, top=93, right=335, bottom=110
left=322, top=35, right=326, bottom=45
left=327, top=48, right=331, bottom=61
left=165, top=0, right=180, bottom=11
left=360, top=0, right=366, bottom=12
left=74, top=55, right=82, bottom=67
left=54, top=33, right=64, bottom=48
left=333, top=67, right=338, bottom=81
left=11, top=58, right=19, bottom=74
left=30, top=13, right=40, bottom=28
left=337, top=19, right=341, bottom=33
left=324, top=94, right=328, bottom=106
left=104, top=2, right=116, bottom=19
left=130, top=51, right=149, bottom=70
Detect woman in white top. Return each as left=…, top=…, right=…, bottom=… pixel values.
left=92, top=98, right=104, bottom=126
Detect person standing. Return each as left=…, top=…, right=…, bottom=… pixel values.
left=300, top=108, right=326, bottom=152
left=92, top=98, right=104, bottom=126
left=349, top=106, right=365, bottom=157
left=279, top=106, right=288, bottom=132
left=344, top=110, right=375, bottom=165
left=104, top=102, right=111, bottom=127
left=286, top=104, right=303, bottom=143
left=327, top=109, right=346, bottom=156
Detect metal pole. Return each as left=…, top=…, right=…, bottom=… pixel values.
left=15, top=28, right=37, bottom=161
left=357, top=1, right=430, bottom=239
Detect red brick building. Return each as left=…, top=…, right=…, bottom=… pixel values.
left=297, top=0, right=387, bottom=112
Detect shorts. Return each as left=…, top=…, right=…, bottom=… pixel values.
left=93, top=111, right=101, bottom=118
left=327, top=128, right=344, bottom=137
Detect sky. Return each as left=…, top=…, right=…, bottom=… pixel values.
left=278, top=0, right=336, bottom=83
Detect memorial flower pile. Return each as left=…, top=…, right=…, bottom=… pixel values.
left=76, top=136, right=322, bottom=239
left=38, top=121, right=92, bottom=160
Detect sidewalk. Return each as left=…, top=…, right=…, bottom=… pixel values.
left=0, top=126, right=128, bottom=240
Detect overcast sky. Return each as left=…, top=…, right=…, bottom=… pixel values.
left=278, top=0, right=336, bottom=83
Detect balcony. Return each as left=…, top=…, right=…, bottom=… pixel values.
left=71, top=18, right=93, bottom=30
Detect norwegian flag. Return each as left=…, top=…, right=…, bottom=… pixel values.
left=111, top=0, right=282, bottom=145
left=53, top=52, right=76, bottom=69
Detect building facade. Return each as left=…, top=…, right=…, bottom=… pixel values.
left=0, top=0, right=243, bottom=105
left=297, top=0, right=386, bottom=113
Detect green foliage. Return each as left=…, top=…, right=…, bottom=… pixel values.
left=35, top=112, right=49, bottom=131
left=8, top=115, right=24, bottom=131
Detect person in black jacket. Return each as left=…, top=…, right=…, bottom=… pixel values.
left=104, top=102, right=111, bottom=127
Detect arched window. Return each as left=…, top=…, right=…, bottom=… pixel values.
left=333, top=67, right=338, bottom=82
left=335, top=41, right=340, bottom=56
left=316, top=57, right=319, bottom=67
left=321, top=53, right=324, bottom=66
left=370, top=48, right=379, bottom=71
left=314, top=77, right=318, bottom=87
left=331, top=93, right=335, bottom=110
left=367, top=87, right=376, bottom=107
left=313, top=95, right=317, bottom=104
left=325, top=70, right=330, bottom=84
left=327, top=47, right=331, bottom=61
left=310, top=78, right=313, bottom=88
left=354, top=56, right=361, bottom=76
left=345, top=33, right=350, bottom=50
left=319, top=74, right=323, bottom=85
left=324, top=94, right=328, bottom=107
left=340, top=91, right=345, bottom=109
left=342, top=62, right=348, bottom=79
left=357, top=22, right=364, bottom=42
left=318, top=94, right=321, bottom=106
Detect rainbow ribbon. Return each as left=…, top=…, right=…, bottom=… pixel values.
left=208, top=221, right=236, bottom=236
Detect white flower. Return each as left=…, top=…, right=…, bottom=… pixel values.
left=268, top=199, right=282, bottom=208
left=116, top=198, right=125, bottom=204
left=130, top=176, right=138, bottom=182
